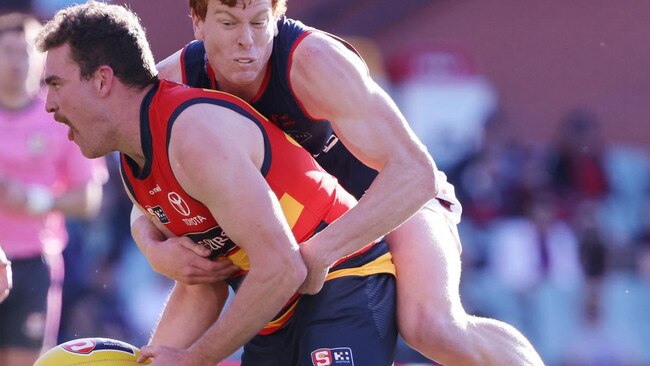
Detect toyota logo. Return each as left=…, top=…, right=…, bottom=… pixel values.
left=168, top=192, right=191, bottom=216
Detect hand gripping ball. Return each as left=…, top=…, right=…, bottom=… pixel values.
left=35, top=337, right=151, bottom=365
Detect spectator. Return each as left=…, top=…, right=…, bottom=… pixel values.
left=0, top=12, right=105, bottom=366
left=547, top=110, right=610, bottom=218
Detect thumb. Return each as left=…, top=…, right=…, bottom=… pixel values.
left=180, top=239, right=211, bottom=257
left=137, top=345, right=157, bottom=363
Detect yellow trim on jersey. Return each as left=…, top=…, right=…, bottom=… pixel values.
left=259, top=252, right=395, bottom=334
left=230, top=249, right=394, bottom=283
left=262, top=298, right=300, bottom=333
left=228, top=250, right=250, bottom=271
left=278, top=193, right=304, bottom=229
left=325, top=253, right=395, bottom=281
left=284, top=132, right=302, bottom=147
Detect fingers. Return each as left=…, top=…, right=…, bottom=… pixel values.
left=297, top=273, right=326, bottom=295
left=298, top=283, right=323, bottom=295
left=137, top=345, right=157, bottom=363
left=170, top=257, right=238, bottom=285
left=179, top=238, right=211, bottom=257
left=190, top=256, right=239, bottom=276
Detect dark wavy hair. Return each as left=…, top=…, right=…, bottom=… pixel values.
left=36, top=1, right=157, bottom=89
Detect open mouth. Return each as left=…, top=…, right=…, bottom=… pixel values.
left=54, top=115, right=75, bottom=141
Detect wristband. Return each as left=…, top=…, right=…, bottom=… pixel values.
left=26, top=186, right=55, bottom=214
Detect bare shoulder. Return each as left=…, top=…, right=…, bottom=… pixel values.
left=292, top=32, right=360, bottom=70
left=156, top=49, right=184, bottom=83
left=289, top=31, right=372, bottom=119
left=169, top=103, right=263, bottom=160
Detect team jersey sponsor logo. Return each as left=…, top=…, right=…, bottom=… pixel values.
left=186, top=227, right=235, bottom=256
left=61, top=338, right=135, bottom=355
left=321, top=134, right=339, bottom=154
left=168, top=191, right=191, bottom=216
left=146, top=205, right=170, bottom=224
left=311, top=347, right=354, bottom=366
left=149, top=185, right=162, bottom=195
left=182, top=215, right=208, bottom=226
left=286, top=130, right=312, bottom=145
left=313, top=134, right=338, bottom=157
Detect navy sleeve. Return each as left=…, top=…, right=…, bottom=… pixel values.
left=182, top=40, right=212, bottom=89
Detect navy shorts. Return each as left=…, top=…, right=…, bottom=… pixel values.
left=242, top=273, right=397, bottom=366
left=0, top=256, right=50, bottom=349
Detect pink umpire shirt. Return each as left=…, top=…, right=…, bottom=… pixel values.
left=0, top=93, right=107, bottom=260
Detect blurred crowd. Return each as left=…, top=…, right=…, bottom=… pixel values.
left=445, top=108, right=650, bottom=366
left=2, top=2, right=649, bottom=366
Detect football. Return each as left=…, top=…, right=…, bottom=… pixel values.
left=35, top=337, right=151, bottom=365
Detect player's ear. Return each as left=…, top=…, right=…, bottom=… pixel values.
left=94, top=65, right=114, bottom=97
left=191, top=9, right=205, bottom=40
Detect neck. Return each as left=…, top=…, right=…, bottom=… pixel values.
left=217, top=81, right=258, bottom=102
left=212, top=63, right=268, bottom=102
left=112, top=82, right=156, bottom=168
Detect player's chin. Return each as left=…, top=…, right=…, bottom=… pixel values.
left=79, top=144, right=109, bottom=160
left=231, top=70, right=262, bottom=85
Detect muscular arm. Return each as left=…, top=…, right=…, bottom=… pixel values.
left=130, top=205, right=238, bottom=283
left=122, top=187, right=231, bottom=349
left=129, top=50, right=240, bottom=284
left=151, top=105, right=307, bottom=364
left=149, top=281, right=229, bottom=348
left=292, top=33, right=438, bottom=268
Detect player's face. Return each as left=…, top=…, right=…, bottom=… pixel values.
left=0, top=31, right=31, bottom=91
left=194, top=0, right=277, bottom=95
left=43, top=44, right=109, bottom=158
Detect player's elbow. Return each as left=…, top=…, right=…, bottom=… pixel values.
left=421, top=155, right=439, bottom=197
left=266, top=250, right=307, bottom=291
left=405, top=147, right=439, bottom=199
left=287, top=257, right=308, bottom=290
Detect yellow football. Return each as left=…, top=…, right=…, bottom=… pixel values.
left=35, top=337, right=151, bottom=365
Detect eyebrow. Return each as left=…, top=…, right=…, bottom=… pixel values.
left=214, top=9, right=269, bottom=19
left=44, top=75, right=61, bottom=85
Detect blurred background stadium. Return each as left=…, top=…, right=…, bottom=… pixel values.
left=2, top=1, right=649, bottom=365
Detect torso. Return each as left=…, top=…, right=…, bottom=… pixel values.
left=120, top=80, right=356, bottom=282
left=120, top=79, right=395, bottom=334
left=181, top=17, right=378, bottom=199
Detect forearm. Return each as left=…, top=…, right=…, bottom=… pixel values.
left=150, top=281, right=228, bottom=348
left=130, top=209, right=167, bottom=256
left=310, top=155, right=437, bottom=264
left=188, top=266, right=304, bottom=364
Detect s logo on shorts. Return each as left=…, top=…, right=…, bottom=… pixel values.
left=311, top=347, right=354, bottom=366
